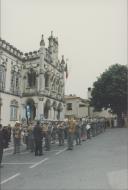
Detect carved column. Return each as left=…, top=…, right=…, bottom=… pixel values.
left=39, top=35, right=45, bottom=93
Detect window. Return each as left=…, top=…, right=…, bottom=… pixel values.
left=79, top=104, right=86, bottom=107
left=10, top=100, right=18, bottom=121
left=27, top=68, right=36, bottom=88
left=0, top=65, right=6, bottom=91
left=67, top=103, right=72, bottom=110
left=11, top=71, right=20, bottom=94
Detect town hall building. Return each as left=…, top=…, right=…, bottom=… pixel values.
left=0, top=32, right=66, bottom=126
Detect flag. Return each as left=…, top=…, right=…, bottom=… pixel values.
left=65, top=64, right=68, bottom=79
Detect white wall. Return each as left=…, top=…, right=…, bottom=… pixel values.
left=1, top=92, right=21, bottom=126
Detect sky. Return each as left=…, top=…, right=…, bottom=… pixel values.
left=1, top=0, right=127, bottom=98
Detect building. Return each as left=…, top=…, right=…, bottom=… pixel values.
left=0, top=32, right=66, bottom=126
left=64, top=93, right=115, bottom=120
left=64, top=95, right=92, bottom=119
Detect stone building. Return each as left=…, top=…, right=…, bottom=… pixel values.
left=0, top=32, right=66, bottom=126
left=64, top=95, right=93, bottom=119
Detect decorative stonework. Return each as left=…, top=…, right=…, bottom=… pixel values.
left=0, top=32, right=66, bottom=124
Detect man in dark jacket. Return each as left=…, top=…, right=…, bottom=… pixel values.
left=33, top=121, right=43, bottom=156
left=2, top=126, right=9, bottom=148
left=0, top=124, right=4, bottom=168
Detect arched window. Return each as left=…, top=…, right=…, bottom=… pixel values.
left=10, top=100, right=18, bottom=121
left=26, top=99, right=36, bottom=122
left=45, top=72, right=50, bottom=89
left=11, top=68, right=20, bottom=94
left=0, top=65, right=6, bottom=91
left=27, top=68, right=36, bottom=88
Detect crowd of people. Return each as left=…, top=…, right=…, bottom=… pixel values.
left=0, top=117, right=109, bottom=168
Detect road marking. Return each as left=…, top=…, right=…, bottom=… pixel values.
left=20, top=151, right=29, bottom=155
left=108, top=169, right=128, bottom=189
left=29, top=158, right=49, bottom=169
left=45, top=149, right=60, bottom=152
left=55, top=148, right=67, bottom=155
left=4, top=151, right=29, bottom=156
left=3, top=162, right=35, bottom=165
left=0, top=173, right=20, bottom=185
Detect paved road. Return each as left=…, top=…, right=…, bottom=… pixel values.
left=0, top=128, right=128, bottom=190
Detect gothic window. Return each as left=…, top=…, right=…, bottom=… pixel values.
left=27, top=68, right=36, bottom=88
left=45, top=72, right=50, bottom=89
left=51, top=78, right=56, bottom=91
left=10, top=100, right=18, bottom=121
left=0, top=65, right=6, bottom=91
left=26, top=99, right=36, bottom=121
left=11, top=71, right=19, bottom=93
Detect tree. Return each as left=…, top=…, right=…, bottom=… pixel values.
left=91, top=64, right=127, bottom=126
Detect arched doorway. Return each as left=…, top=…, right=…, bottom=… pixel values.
left=44, top=99, right=51, bottom=119
left=26, top=99, right=36, bottom=122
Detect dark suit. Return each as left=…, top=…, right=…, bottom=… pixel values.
left=33, top=125, right=43, bottom=156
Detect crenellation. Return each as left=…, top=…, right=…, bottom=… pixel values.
left=0, top=38, right=23, bottom=60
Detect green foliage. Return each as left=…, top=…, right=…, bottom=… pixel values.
left=91, top=64, right=127, bottom=115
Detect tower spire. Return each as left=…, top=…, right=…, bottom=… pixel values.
left=40, top=34, right=45, bottom=47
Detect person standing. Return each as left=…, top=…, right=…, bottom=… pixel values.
left=51, top=122, right=57, bottom=144
left=28, top=123, right=34, bottom=152
left=2, top=126, right=9, bottom=148
left=0, top=124, right=4, bottom=168
left=81, top=118, right=87, bottom=141
left=7, top=124, right=12, bottom=142
left=13, top=121, right=22, bottom=154
left=67, top=117, right=76, bottom=150
left=45, top=122, right=52, bottom=151
left=75, top=119, right=82, bottom=145
left=57, top=122, right=65, bottom=146
left=33, top=121, right=43, bottom=156
left=86, top=120, right=91, bottom=139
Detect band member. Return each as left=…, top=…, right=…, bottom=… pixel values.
left=13, top=121, right=22, bottom=154
left=67, top=117, right=76, bottom=150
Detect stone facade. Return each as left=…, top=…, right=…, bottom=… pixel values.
left=0, top=32, right=66, bottom=126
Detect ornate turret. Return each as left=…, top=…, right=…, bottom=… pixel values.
left=40, top=34, right=45, bottom=47
left=61, top=55, right=65, bottom=65
left=39, top=34, right=45, bottom=57
left=48, top=31, right=54, bottom=49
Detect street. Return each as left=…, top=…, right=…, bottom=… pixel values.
left=0, top=128, right=128, bottom=190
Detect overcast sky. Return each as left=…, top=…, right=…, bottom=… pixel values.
left=1, top=0, right=127, bottom=98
